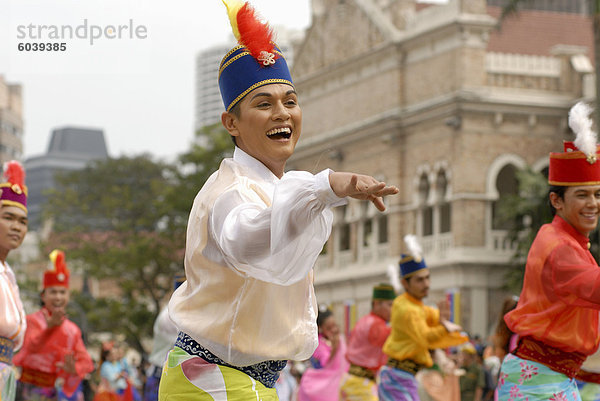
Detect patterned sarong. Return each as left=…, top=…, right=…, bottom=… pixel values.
left=578, top=381, right=600, bottom=401
left=378, top=365, right=419, bottom=401
left=16, top=381, right=85, bottom=401
left=497, top=354, right=581, bottom=401
left=0, top=361, right=17, bottom=401
left=158, top=347, right=279, bottom=401
left=144, top=365, right=162, bottom=401
left=340, top=373, right=377, bottom=401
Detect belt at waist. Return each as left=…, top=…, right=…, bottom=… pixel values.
left=174, top=332, right=286, bottom=388
left=0, top=336, right=14, bottom=365
left=19, top=368, right=57, bottom=388
left=348, top=364, right=376, bottom=381
left=514, top=336, right=586, bottom=379
left=386, top=358, right=426, bottom=375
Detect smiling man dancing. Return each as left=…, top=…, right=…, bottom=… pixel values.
left=157, top=1, right=398, bottom=400
left=497, top=102, right=600, bottom=401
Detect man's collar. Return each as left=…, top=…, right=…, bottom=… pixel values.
left=403, top=292, right=424, bottom=305
left=553, top=215, right=591, bottom=250
left=233, top=147, right=279, bottom=183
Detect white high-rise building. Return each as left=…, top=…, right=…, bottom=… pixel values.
left=194, top=27, right=304, bottom=131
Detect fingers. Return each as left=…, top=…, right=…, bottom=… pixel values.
left=349, top=174, right=358, bottom=191
left=371, top=196, right=386, bottom=212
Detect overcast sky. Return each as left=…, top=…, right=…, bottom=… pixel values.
left=1, top=0, right=446, bottom=161
left=0, top=0, right=312, bottom=160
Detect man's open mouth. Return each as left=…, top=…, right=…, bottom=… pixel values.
left=266, top=127, right=292, bottom=140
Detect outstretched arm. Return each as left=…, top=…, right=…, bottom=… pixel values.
left=329, top=172, right=399, bottom=211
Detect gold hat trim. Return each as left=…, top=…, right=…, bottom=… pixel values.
left=226, top=78, right=294, bottom=112
left=548, top=180, right=600, bottom=186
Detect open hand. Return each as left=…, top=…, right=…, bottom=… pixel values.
left=329, top=172, right=399, bottom=211
left=437, top=299, right=451, bottom=321
left=56, top=353, right=77, bottom=374
left=42, top=307, right=66, bottom=328
left=441, top=319, right=463, bottom=333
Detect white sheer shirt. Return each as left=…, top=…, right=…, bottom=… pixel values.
left=169, top=147, right=346, bottom=366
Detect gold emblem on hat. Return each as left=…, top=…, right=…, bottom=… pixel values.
left=11, top=184, right=22, bottom=194
left=258, top=51, right=276, bottom=66
left=587, top=154, right=597, bottom=164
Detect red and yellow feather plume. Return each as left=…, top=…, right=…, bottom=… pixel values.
left=222, top=0, right=278, bottom=61
left=3, top=160, right=25, bottom=188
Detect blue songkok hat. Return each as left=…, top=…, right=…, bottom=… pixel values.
left=400, top=234, right=427, bottom=278
left=399, top=254, right=427, bottom=278
left=219, top=1, right=294, bottom=112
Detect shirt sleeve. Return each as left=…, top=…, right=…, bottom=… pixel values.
left=210, top=169, right=345, bottom=285
left=60, top=330, right=95, bottom=397
left=311, top=339, right=332, bottom=369
left=549, top=243, right=600, bottom=308
left=400, top=308, right=449, bottom=348
left=400, top=307, right=468, bottom=351
left=367, top=319, right=391, bottom=347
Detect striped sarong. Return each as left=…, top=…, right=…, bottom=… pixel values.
left=497, top=354, right=581, bottom=401
left=158, top=347, right=279, bottom=401
left=378, top=365, right=419, bottom=401
left=0, top=361, right=17, bottom=401
left=340, top=373, right=377, bottom=401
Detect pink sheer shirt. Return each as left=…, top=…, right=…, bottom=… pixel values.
left=0, top=262, right=26, bottom=350
left=345, top=313, right=390, bottom=371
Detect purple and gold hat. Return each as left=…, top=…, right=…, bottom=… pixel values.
left=219, top=0, right=293, bottom=112
left=0, top=161, right=27, bottom=212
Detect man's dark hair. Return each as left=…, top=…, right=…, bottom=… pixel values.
left=548, top=185, right=567, bottom=216
left=316, top=308, right=333, bottom=329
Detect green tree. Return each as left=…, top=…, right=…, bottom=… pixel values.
left=494, top=168, right=552, bottom=293
left=42, top=155, right=183, bottom=355
left=165, top=121, right=234, bottom=230
left=41, top=125, right=233, bottom=355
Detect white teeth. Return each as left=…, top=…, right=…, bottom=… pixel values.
left=266, top=127, right=291, bottom=136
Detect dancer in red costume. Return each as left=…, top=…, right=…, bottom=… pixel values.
left=14, top=250, right=94, bottom=401
left=497, top=102, right=600, bottom=401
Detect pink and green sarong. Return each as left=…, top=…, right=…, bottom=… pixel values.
left=497, top=354, right=581, bottom=401
left=158, top=347, right=279, bottom=401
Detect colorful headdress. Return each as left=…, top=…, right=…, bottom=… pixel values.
left=0, top=161, right=27, bottom=212
left=399, top=234, right=427, bottom=278
left=44, top=249, right=70, bottom=288
left=548, top=102, right=600, bottom=186
left=219, top=0, right=293, bottom=112
left=372, top=283, right=396, bottom=300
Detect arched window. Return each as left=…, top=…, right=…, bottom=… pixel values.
left=362, top=202, right=373, bottom=247
left=418, top=173, right=433, bottom=236
left=492, top=164, right=519, bottom=230
left=339, top=205, right=351, bottom=251
left=436, top=170, right=451, bottom=233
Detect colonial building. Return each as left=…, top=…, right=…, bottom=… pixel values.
left=288, top=0, right=594, bottom=337
left=0, top=76, right=24, bottom=164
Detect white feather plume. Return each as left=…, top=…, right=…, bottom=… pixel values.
left=404, top=234, right=423, bottom=262
left=569, top=101, right=597, bottom=157
left=387, top=263, right=401, bottom=293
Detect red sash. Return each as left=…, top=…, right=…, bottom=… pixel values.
left=514, top=336, right=586, bottom=378
left=19, top=368, right=57, bottom=388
